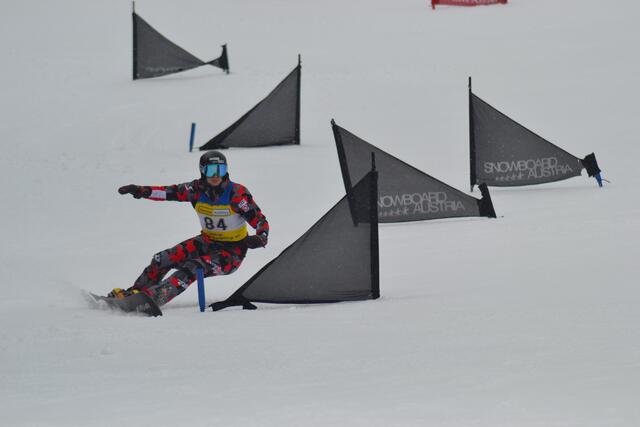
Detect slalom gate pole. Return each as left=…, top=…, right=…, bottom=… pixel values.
left=468, top=76, right=476, bottom=192
left=595, top=173, right=603, bottom=187
left=189, top=122, right=196, bottom=152
left=132, top=2, right=137, bottom=80
left=196, top=268, right=205, bottom=312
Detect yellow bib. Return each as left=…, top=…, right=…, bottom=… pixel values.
left=194, top=186, right=247, bottom=242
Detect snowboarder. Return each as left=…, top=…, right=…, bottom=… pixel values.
left=107, top=151, right=269, bottom=307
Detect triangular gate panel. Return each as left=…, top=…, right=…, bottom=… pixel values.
left=469, top=78, right=602, bottom=188
left=432, top=0, right=507, bottom=9
left=133, top=11, right=229, bottom=79
left=200, top=58, right=301, bottom=149
left=332, top=120, right=496, bottom=223
left=211, top=169, right=379, bottom=311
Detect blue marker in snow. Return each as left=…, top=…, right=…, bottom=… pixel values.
left=197, top=268, right=205, bottom=312
left=595, top=173, right=603, bottom=187
left=189, top=122, right=196, bottom=152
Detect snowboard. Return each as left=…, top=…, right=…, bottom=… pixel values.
left=86, top=292, right=163, bottom=317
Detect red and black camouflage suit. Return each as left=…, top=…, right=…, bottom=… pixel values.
left=122, top=177, right=269, bottom=307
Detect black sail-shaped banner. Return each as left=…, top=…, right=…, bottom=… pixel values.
left=332, top=120, right=496, bottom=223
left=211, top=169, right=379, bottom=312
left=469, top=78, right=602, bottom=188
left=133, top=11, right=229, bottom=80
left=200, top=58, right=301, bottom=149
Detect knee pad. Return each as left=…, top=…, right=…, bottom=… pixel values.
left=151, top=251, right=171, bottom=267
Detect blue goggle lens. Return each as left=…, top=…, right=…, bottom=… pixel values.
left=204, top=164, right=227, bottom=177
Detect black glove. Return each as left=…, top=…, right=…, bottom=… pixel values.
left=245, top=235, right=266, bottom=249
left=118, top=185, right=151, bottom=199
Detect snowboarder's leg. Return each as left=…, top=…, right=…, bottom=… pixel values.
left=144, top=258, right=212, bottom=307
left=131, top=235, right=210, bottom=290
left=143, top=244, right=247, bottom=307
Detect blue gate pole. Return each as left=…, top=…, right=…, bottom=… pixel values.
left=189, top=122, right=196, bottom=152
left=595, top=173, right=603, bottom=187
left=196, top=268, right=206, bottom=312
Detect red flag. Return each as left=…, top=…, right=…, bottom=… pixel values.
left=432, top=0, right=507, bottom=9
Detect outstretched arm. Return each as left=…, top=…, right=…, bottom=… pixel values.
left=118, top=180, right=201, bottom=202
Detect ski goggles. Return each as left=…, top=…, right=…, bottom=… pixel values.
left=203, top=163, right=227, bottom=178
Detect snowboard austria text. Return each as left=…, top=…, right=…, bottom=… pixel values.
left=483, top=156, right=576, bottom=183
left=378, top=192, right=466, bottom=218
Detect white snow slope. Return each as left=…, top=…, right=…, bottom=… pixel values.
left=1, top=0, right=639, bottom=426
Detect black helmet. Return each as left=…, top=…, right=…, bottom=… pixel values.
left=199, top=151, right=228, bottom=179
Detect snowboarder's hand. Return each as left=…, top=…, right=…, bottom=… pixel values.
left=245, top=235, right=266, bottom=249
left=118, top=185, right=151, bottom=199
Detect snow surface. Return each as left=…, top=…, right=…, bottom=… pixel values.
left=1, top=0, right=639, bottom=425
